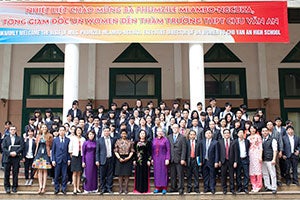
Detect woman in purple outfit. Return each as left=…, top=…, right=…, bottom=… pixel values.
left=82, top=130, right=98, bottom=193
left=152, top=127, right=170, bottom=194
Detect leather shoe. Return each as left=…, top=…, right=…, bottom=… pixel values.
left=12, top=188, right=17, bottom=193
left=223, top=190, right=227, bottom=194
left=211, top=190, right=215, bottom=194
left=179, top=190, right=184, bottom=195
left=277, top=182, right=282, bottom=187
left=230, top=190, right=236, bottom=195
left=237, top=188, right=243, bottom=193
left=62, top=190, right=67, bottom=195
left=286, top=181, right=291, bottom=186
left=54, top=190, right=59, bottom=195
left=107, top=189, right=113, bottom=194
left=194, top=189, right=200, bottom=193
left=99, top=190, right=104, bottom=195
left=272, top=190, right=277, bottom=194
left=244, top=189, right=249, bottom=194
left=5, top=188, right=11, bottom=194
left=293, top=182, right=300, bottom=186
left=187, top=188, right=192, bottom=193
left=204, top=189, right=210, bottom=193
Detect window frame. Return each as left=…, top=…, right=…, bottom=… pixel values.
left=278, top=68, right=300, bottom=99
left=23, top=68, right=64, bottom=99
left=109, top=68, right=161, bottom=103
left=204, top=68, right=247, bottom=102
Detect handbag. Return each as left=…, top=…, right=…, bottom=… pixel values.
left=81, top=170, right=86, bottom=183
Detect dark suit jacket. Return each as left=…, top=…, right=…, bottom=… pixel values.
left=234, top=138, right=250, bottom=163
left=2, top=134, right=24, bottom=163
left=200, top=139, right=219, bottom=166
left=213, top=106, right=222, bottom=118
left=96, top=136, right=116, bottom=165
left=23, top=138, right=36, bottom=158
left=186, top=139, right=200, bottom=167
left=282, top=134, right=300, bottom=158
left=51, top=137, right=70, bottom=164
left=167, top=133, right=187, bottom=163
left=126, top=123, right=139, bottom=141
left=67, top=108, right=82, bottom=120
left=218, top=138, right=237, bottom=165
left=211, top=128, right=222, bottom=141
left=92, top=126, right=102, bottom=139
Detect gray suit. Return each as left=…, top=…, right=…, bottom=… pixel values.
left=167, top=133, right=187, bottom=193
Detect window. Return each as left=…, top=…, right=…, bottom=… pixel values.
left=279, top=69, right=300, bottom=98
left=205, top=68, right=246, bottom=99
left=110, top=68, right=161, bottom=102
left=24, top=68, right=64, bottom=98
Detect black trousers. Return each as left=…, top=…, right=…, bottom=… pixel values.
left=236, top=158, right=249, bottom=190
left=24, top=157, right=34, bottom=180
left=100, top=157, right=114, bottom=191
left=170, top=162, right=184, bottom=192
left=285, top=154, right=299, bottom=183
left=220, top=160, right=235, bottom=191
left=4, top=157, right=20, bottom=189
left=187, top=158, right=199, bottom=191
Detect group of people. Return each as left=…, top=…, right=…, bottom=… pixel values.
left=0, top=98, right=299, bottom=195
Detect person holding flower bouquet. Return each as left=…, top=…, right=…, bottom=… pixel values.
left=133, top=129, right=152, bottom=193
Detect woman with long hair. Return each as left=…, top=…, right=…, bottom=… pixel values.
left=32, top=124, right=53, bottom=194
left=248, top=125, right=263, bottom=193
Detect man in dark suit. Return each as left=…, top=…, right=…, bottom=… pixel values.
left=218, top=129, right=237, bottom=194
left=96, top=126, right=116, bottom=194
left=67, top=100, right=82, bottom=121
left=189, top=118, right=204, bottom=141
left=92, top=117, right=102, bottom=140
left=208, top=121, right=222, bottom=141
left=235, top=129, right=250, bottom=194
left=51, top=126, right=71, bottom=195
left=199, top=111, right=208, bottom=131
left=126, top=116, right=139, bottom=141
left=209, top=97, right=222, bottom=118
left=282, top=126, right=300, bottom=186
left=186, top=130, right=200, bottom=193
left=200, top=129, right=219, bottom=194
left=167, top=123, right=186, bottom=195
left=2, top=125, right=24, bottom=194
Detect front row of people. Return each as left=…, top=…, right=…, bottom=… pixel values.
left=2, top=124, right=299, bottom=195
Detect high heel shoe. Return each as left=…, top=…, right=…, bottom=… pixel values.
left=76, top=189, right=81, bottom=193
left=73, top=190, right=77, bottom=195
left=41, top=188, right=45, bottom=194
left=38, top=188, right=42, bottom=194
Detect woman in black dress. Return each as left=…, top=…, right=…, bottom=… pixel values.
left=114, top=129, right=135, bottom=194
left=133, top=130, right=151, bottom=193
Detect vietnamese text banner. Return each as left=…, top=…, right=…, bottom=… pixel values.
left=0, top=1, right=289, bottom=43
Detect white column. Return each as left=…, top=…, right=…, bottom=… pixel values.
left=258, top=44, right=268, bottom=99
left=189, top=43, right=205, bottom=111
left=174, top=44, right=183, bottom=99
left=87, top=44, right=96, bottom=100
left=63, top=43, right=79, bottom=123
left=0, top=45, right=12, bottom=100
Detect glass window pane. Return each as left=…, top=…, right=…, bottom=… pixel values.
left=136, top=74, right=155, bottom=95
left=30, top=75, right=49, bottom=95
left=287, top=112, right=300, bottom=136
left=116, top=75, right=134, bottom=95
left=285, top=73, right=300, bottom=96
left=205, top=73, right=240, bottom=96
left=49, top=75, right=64, bottom=95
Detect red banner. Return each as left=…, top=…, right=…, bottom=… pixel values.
left=0, top=1, right=289, bottom=43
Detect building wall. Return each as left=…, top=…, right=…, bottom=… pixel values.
left=0, top=24, right=299, bottom=129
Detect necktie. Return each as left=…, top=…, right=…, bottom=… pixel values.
left=205, top=140, right=210, bottom=159
left=225, top=139, right=229, bottom=160
left=173, top=134, right=177, bottom=143
left=191, top=140, right=195, bottom=158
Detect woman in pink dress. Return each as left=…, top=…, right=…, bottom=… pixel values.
left=248, top=125, right=263, bottom=192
